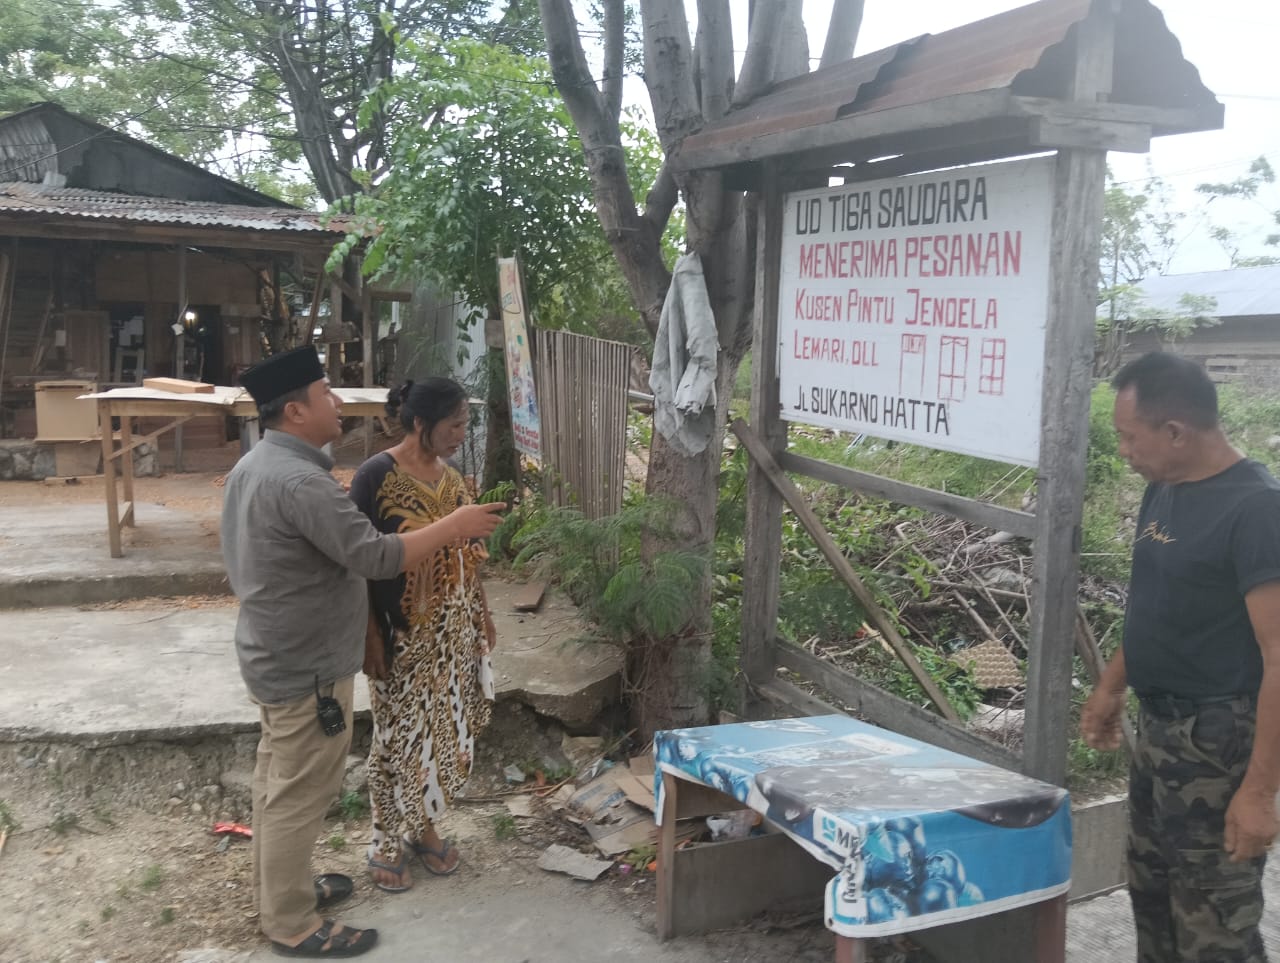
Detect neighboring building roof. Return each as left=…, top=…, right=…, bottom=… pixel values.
left=1135, top=264, right=1280, bottom=320
left=0, top=181, right=348, bottom=242
left=0, top=102, right=290, bottom=208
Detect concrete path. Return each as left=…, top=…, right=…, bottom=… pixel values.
left=0, top=586, right=619, bottom=743
left=0, top=497, right=622, bottom=740
left=0, top=500, right=228, bottom=608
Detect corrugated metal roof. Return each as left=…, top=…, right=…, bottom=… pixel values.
left=0, top=181, right=348, bottom=236
left=1134, top=264, right=1280, bottom=320
left=679, top=0, right=1220, bottom=168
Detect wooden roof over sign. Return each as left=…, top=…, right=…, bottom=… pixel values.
left=674, top=0, right=1223, bottom=185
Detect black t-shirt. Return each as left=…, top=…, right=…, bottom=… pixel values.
left=1123, top=458, right=1280, bottom=698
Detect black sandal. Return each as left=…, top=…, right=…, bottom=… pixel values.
left=270, top=919, right=379, bottom=958
left=314, top=873, right=353, bottom=909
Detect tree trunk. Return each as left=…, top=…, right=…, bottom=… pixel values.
left=482, top=322, right=518, bottom=494
left=539, top=0, right=858, bottom=736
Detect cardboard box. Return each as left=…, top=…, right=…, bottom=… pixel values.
left=49, top=440, right=102, bottom=478
left=34, top=381, right=98, bottom=441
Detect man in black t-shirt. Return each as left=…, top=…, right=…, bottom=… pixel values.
left=1082, top=352, right=1280, bottom=963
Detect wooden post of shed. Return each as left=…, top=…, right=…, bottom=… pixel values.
left=174, top=245, right=187, bottom=471
left=741, top=167, right=787, bottom=696
left=361, top=282, right=374, bottom=460
left=1022, top=5, right=1115, bottom=785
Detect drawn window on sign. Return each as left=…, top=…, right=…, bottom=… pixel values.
left=938, top=336, right=969, bottom=402
left=979, top=338, right=1007, bottom=396
left=899, top=334, right=927, bottom=396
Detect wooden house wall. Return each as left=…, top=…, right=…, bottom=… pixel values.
left=94, top=249, right=259, bottom=305
left=1124, top=315, right=1280, bottom=389
left=2, top=238, right=273, bottom=442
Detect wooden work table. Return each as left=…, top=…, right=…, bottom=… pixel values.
left=84, top=385, right=389, bottom=558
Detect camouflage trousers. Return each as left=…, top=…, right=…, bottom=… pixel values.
left=1129, top=694, right=1267, bottom=963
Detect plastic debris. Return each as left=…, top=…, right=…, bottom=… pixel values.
left=211, top=822, right=253, bottom=839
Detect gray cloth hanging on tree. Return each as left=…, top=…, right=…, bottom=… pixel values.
left=648, top=253, right=719, bottom=456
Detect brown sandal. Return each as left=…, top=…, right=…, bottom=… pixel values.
left=270, top=919, right=378, bottom=958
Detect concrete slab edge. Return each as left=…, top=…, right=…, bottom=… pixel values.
left=1069, top=793, right=1128, bottom=901
left=0, top=571, right=230, bottom=609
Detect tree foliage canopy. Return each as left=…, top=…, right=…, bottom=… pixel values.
left=331, top=31, right=659, bottom=339
left=0, top=0, right=538, bottom=204
left=1197, top=156, right=1280, bottom=268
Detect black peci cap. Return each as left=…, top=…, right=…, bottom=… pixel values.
left=239, top=345, right=326, bottom=406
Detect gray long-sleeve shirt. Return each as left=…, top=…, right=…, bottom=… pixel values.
left=221, top=430, right=404, bottom=704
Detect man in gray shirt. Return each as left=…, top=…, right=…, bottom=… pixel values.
left=222, top=346, right=503, bottom=958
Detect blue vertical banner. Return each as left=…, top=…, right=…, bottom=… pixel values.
left=497, top=256, right=541, bottom=462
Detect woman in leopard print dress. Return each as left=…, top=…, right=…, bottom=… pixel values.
left=349, top=378, right=495, bottom=891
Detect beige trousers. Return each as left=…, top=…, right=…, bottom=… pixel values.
left=251, top=675, right=354, bottom=940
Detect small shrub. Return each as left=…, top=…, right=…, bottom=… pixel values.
left=338, top=791, right=368, bottom=821
left=49, top=811, right=80, bottom=835
left=492, top=812, right=517, bottom=840
left=327, top=833, right=346, bottom=849
left=158, top=906, right=176, bottom=925
left=140, top=865, right=164, bottom=891
left=100, top=905, right=117, bottom=922
left=0, top=799, right=20, bottom=834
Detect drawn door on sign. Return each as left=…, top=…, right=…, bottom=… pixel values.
left=899, top=334, right=927, bottom=396
left=979, top=338, right=1007, bottom=396
left=938, top=336, right=969, bottom=403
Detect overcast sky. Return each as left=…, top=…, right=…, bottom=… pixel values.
left=676, top=0, right=1280, bottom=274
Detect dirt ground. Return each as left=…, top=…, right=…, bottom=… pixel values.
left=0, top=701, right=934, bottom=963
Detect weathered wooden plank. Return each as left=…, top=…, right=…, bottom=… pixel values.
left=1030, top=115, right=1150, bottom=153
left=734, top=418, right=961, bottom=723
left=360, top=285, right=373, bottom=460
left=1023, top=4, right=1113, bottom=787
left=741, top=170, right=787, bottom=687
left=98, top=401, right=122, bottom=558
left=779, top=451, right=1037, bottom=539
left=665, top=830, right=832, bottom=938
left=673, top=89, right=1015, bottom=171
left=141, top=377, right=214, bottom=394
left=1010, top=95, right=1224, bottom=134
left=669, top=778, right=751, bottom=822
left=755, top=677, right=840, bottom=718
left=656, top=772, right=677, bottom=941
left=775, top=642, right=1020, bottom=770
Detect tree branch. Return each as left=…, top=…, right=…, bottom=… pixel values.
left=540, top=0, right=670, bottom=335
left=732, top=0, right=785, bottom=107
left=641, top=0, right=701, bottom=150
left=643, top=158, right=678, bottom=229
left=601, top=0, right=626, bottom=123
left=820, top=0, right=865, bottom=67
left=537, top=0, right=608, bottom=138
left=695, top=0, right=732, bottom=122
